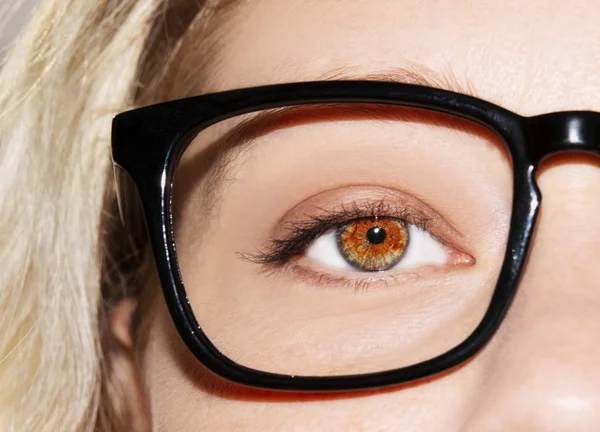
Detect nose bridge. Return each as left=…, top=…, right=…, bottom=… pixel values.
left=461, top=145, right=600, bottom=430
left=526, top=111, right=600, bottom=162
left=462, top=191, right=600, bottom=431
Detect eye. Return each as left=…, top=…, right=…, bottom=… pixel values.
left=305, top=217, right=448, bottom=272
left=243, top=197, right=472, bottom=279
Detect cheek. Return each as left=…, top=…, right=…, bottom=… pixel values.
left=144, top=296, right=492, bottom=431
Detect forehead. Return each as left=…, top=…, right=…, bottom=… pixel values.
left=177, top=0, right=600, bottom=115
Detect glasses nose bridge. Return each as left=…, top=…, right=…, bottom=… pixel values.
left=526, top=111, right=600, bottom=162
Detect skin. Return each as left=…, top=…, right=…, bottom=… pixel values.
left=112, top=0, right=600, bottom=430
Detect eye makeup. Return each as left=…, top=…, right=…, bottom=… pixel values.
left=242, top=188, right=475, bottom=290
left=245, top=199, right=433, bottom=265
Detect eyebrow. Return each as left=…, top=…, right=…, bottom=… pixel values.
left=208, top=61, right=486, bottom=152
left=188, top=62, right=478, bottom=100
left=201, top=63, right=480, bottom=151
left=312, top=65, right=478, bottom=97
left=176, top=70, right=492, bottom=217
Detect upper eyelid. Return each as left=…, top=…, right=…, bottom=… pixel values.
left=287, top=194, right=466, bottom=244
left=244, top=195, right=468, bottom=266
left=180, top=103, right=485, bottom=212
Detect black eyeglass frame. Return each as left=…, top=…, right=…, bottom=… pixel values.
left=111, top=80, right=600, bottom=392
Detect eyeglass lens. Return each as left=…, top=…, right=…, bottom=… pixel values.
left=171, top=104, right=513, bottom=376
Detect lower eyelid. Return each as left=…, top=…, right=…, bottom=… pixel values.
left=279, top=259, right=471, bottom=291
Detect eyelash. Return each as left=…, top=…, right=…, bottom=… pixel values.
left=243, top=199, right=434, bottom=268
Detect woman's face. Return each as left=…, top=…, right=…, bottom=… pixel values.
left=140, top=0, right=600, bottom=429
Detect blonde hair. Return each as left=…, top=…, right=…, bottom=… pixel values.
left=0, top=0, right=225, bottom=430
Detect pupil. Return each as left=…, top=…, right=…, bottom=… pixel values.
left=366, top=226, right=386, bottom=245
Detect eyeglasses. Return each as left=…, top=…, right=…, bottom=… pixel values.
left=111, top=80, right=600, bottom=392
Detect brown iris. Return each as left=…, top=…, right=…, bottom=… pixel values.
left=337, top=217, right=409, bottom=271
